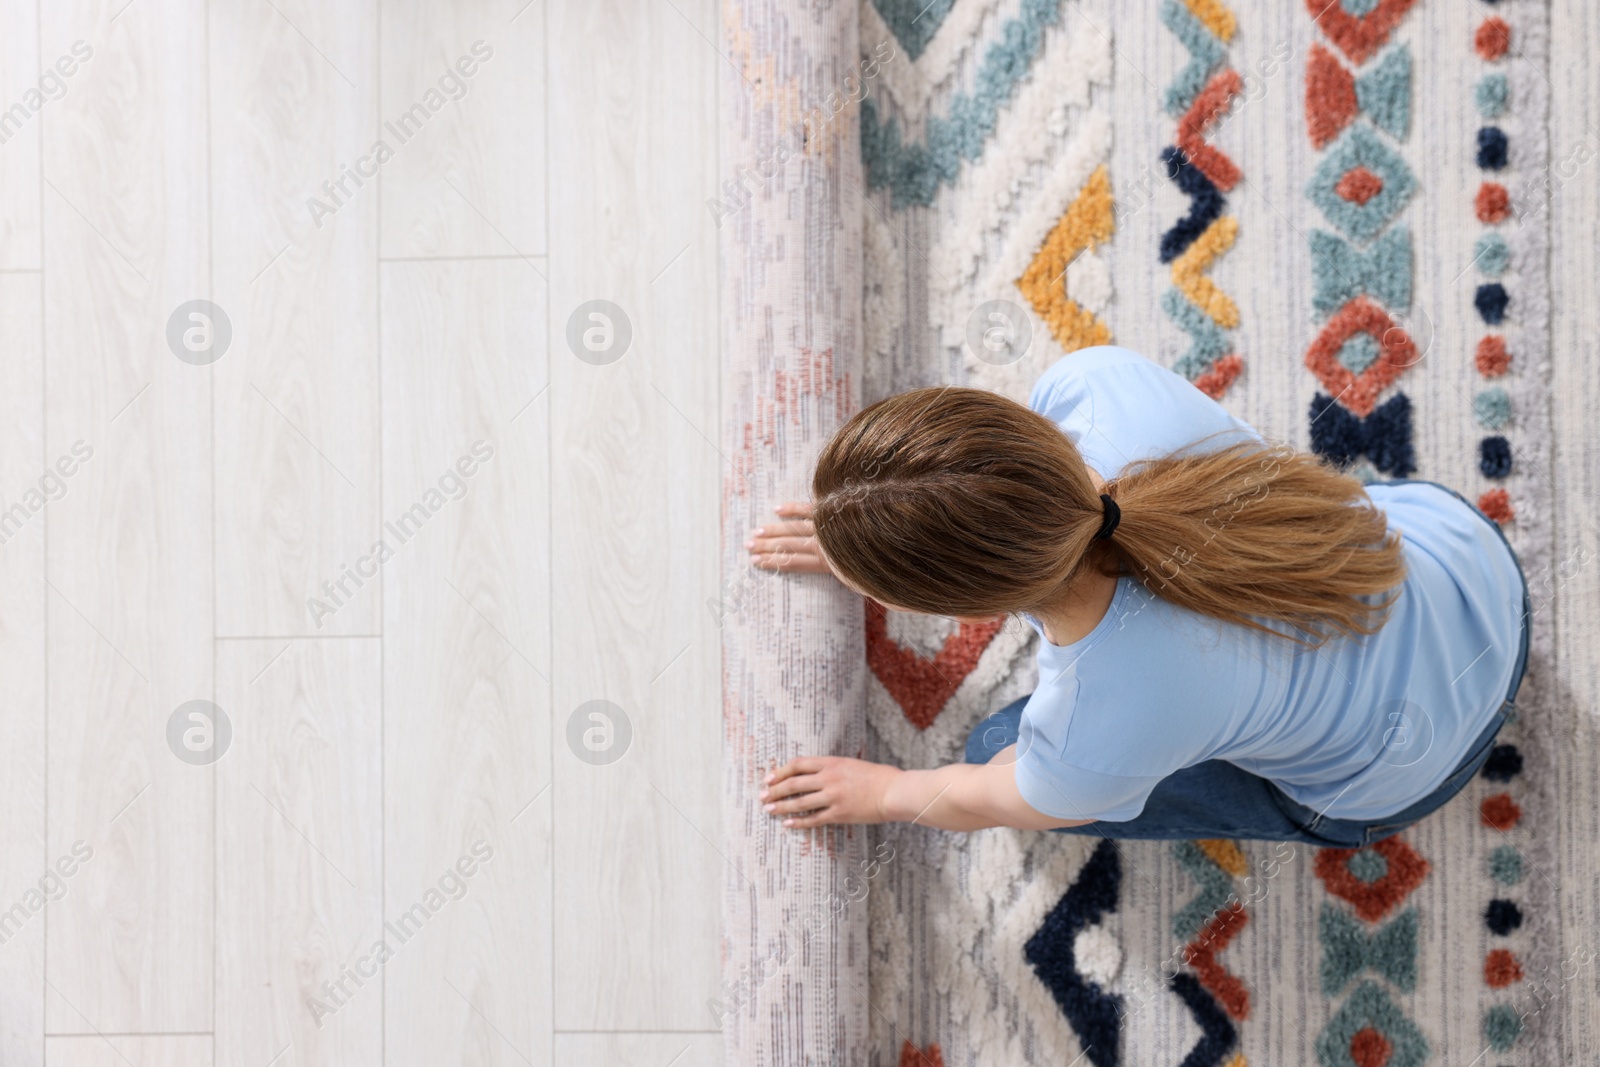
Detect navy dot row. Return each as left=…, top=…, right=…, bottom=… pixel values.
left=1475, top=30, right=1512, bottom=481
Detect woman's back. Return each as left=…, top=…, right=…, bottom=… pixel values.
left=1013, top=348, right=1526, bottom=823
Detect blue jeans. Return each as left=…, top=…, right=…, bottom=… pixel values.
left=965, top=481, right=1531, bottom=847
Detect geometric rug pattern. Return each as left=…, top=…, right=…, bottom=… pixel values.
left=855, top=0, right=1563, bottom=1063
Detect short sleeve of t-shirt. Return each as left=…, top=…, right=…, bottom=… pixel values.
left=1007, top=583, right=1195, bottom=822
left=1014, top=749, right=1167, bottom=823
left=1027, top=345, right=1264, bottom=479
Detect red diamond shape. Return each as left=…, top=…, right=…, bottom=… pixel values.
left=1304, top=297, right=1419, bottom=417
left=1308, top=0, right=1420, bottom=66
left=1350, top=1026, right=1394, bottom=1067
left=1336, top=166, right=1384, bottom=205
left=1315, top=835, right=1431, bottom=923
left=865, top=599, right=1005, bottom=730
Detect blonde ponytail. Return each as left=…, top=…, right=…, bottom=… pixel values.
left=1098, top=441, right=1403, bottom=644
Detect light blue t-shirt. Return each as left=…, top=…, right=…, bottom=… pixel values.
left=1013, top=346, right=1527, bottom=823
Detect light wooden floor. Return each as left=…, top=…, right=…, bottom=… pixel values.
left=0, top=1, right=723, bottom=1064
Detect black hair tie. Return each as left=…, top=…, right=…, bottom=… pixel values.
left=1093, top=493, right=1121, bottom=541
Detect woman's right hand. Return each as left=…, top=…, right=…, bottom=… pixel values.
left=746, top=502, right=836, bottom=576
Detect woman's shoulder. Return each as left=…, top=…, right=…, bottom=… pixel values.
left=1027, top=346, right=1265, bottom=478
left=1026, top=345, right=1157, bottom=414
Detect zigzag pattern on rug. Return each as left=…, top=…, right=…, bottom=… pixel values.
left=1166, top=840, right=1251, bottom=1067
left=1158, top=0, right=1244, bottom=399
left=861, top=0, right=1065, bottom=207
left=1303, top=0, right=1420, bottom=479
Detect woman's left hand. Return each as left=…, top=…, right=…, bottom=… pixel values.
left=759, top=756, right=903, bottom=829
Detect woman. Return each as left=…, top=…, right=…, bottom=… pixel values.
left=745, top=346, right=1528, bottom=846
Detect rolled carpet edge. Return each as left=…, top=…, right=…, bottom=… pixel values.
left=717, top=1, right=870, bottom=1065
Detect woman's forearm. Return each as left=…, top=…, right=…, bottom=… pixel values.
left=881, top=748, right=1094, bottom=832
left=759, top=750, right=1092, bottom=832
left=882, top=762, right=1011, bottom=831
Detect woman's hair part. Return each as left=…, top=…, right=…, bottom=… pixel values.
left=810, top=386, right=1405, bottom=646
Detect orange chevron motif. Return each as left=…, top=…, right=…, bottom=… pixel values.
left=1178, top=68, right=1243, bottom=191
left=1185, top=902, right=1251, bottom=1021
left=1194, top=353, right=1244, bottom=399
left=1016, top=165, right=1115, bottom=353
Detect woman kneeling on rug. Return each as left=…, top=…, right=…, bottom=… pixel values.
left=746, top=346, right=1529, bottom=847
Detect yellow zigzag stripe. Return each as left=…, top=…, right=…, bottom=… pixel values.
left=1183, top=0, right=1237, bottom=43
left=1196, top=838, right=1250, bottom=879
left=1016, top=164, right=1115, bottom=354
left=1171, top=215, right=1240, bottom=329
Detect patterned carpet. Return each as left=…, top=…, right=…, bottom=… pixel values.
left=851, top=0, right=1582, bottom=1064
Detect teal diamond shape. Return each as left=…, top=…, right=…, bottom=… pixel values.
left=1316, top=981, right=1429, bottom=1067
left=1308, top=125, right=1417, bottom=243
left=1341, top=0, right=1380, bottom=15
left=1347, top=848, right=1388, bottom=884
left=1337, top=333, right=1382, bottom=375
left=871, top=0, right=956, bottom=61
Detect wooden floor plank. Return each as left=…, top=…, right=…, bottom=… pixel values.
left=215, top=639, right=381, bottom=1067
left=0, top=275, right=46, bottom=1066
left=380, top=259, right=552, bottom=1066
left=378, top=0, right=545, bottom=258
left=45, top=1034, right=210, bottom=1067
left=547, top=0, right=722, bottom=1031
left=26, top=1, right=724, bottom=1053
left=554, top=1032, right=721, bottom=1067
left=212, top=0, right=381, bottom=637
left=0, top=0, right=40, bottom=268
left=42, top=0, right=212, bottom=1034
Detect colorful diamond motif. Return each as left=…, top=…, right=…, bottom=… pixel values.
left=1337, top=332, right=1382, bottom=375
left=1316, top=981, right=1428, bottom=1067
left=1309, top=0, right=1420, bottom=66
left=1336, top=166, right=1385, bottom=205
left=1304, top=298, right=1419, bottom=417
left=1315, top=836, right=1431, bottom=923
left=1350, top=1027, right=1392, bottom=1067
left=1308, top=125, right=1416, bottom=242
left=1346, top=847, right=1388, bottom=883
